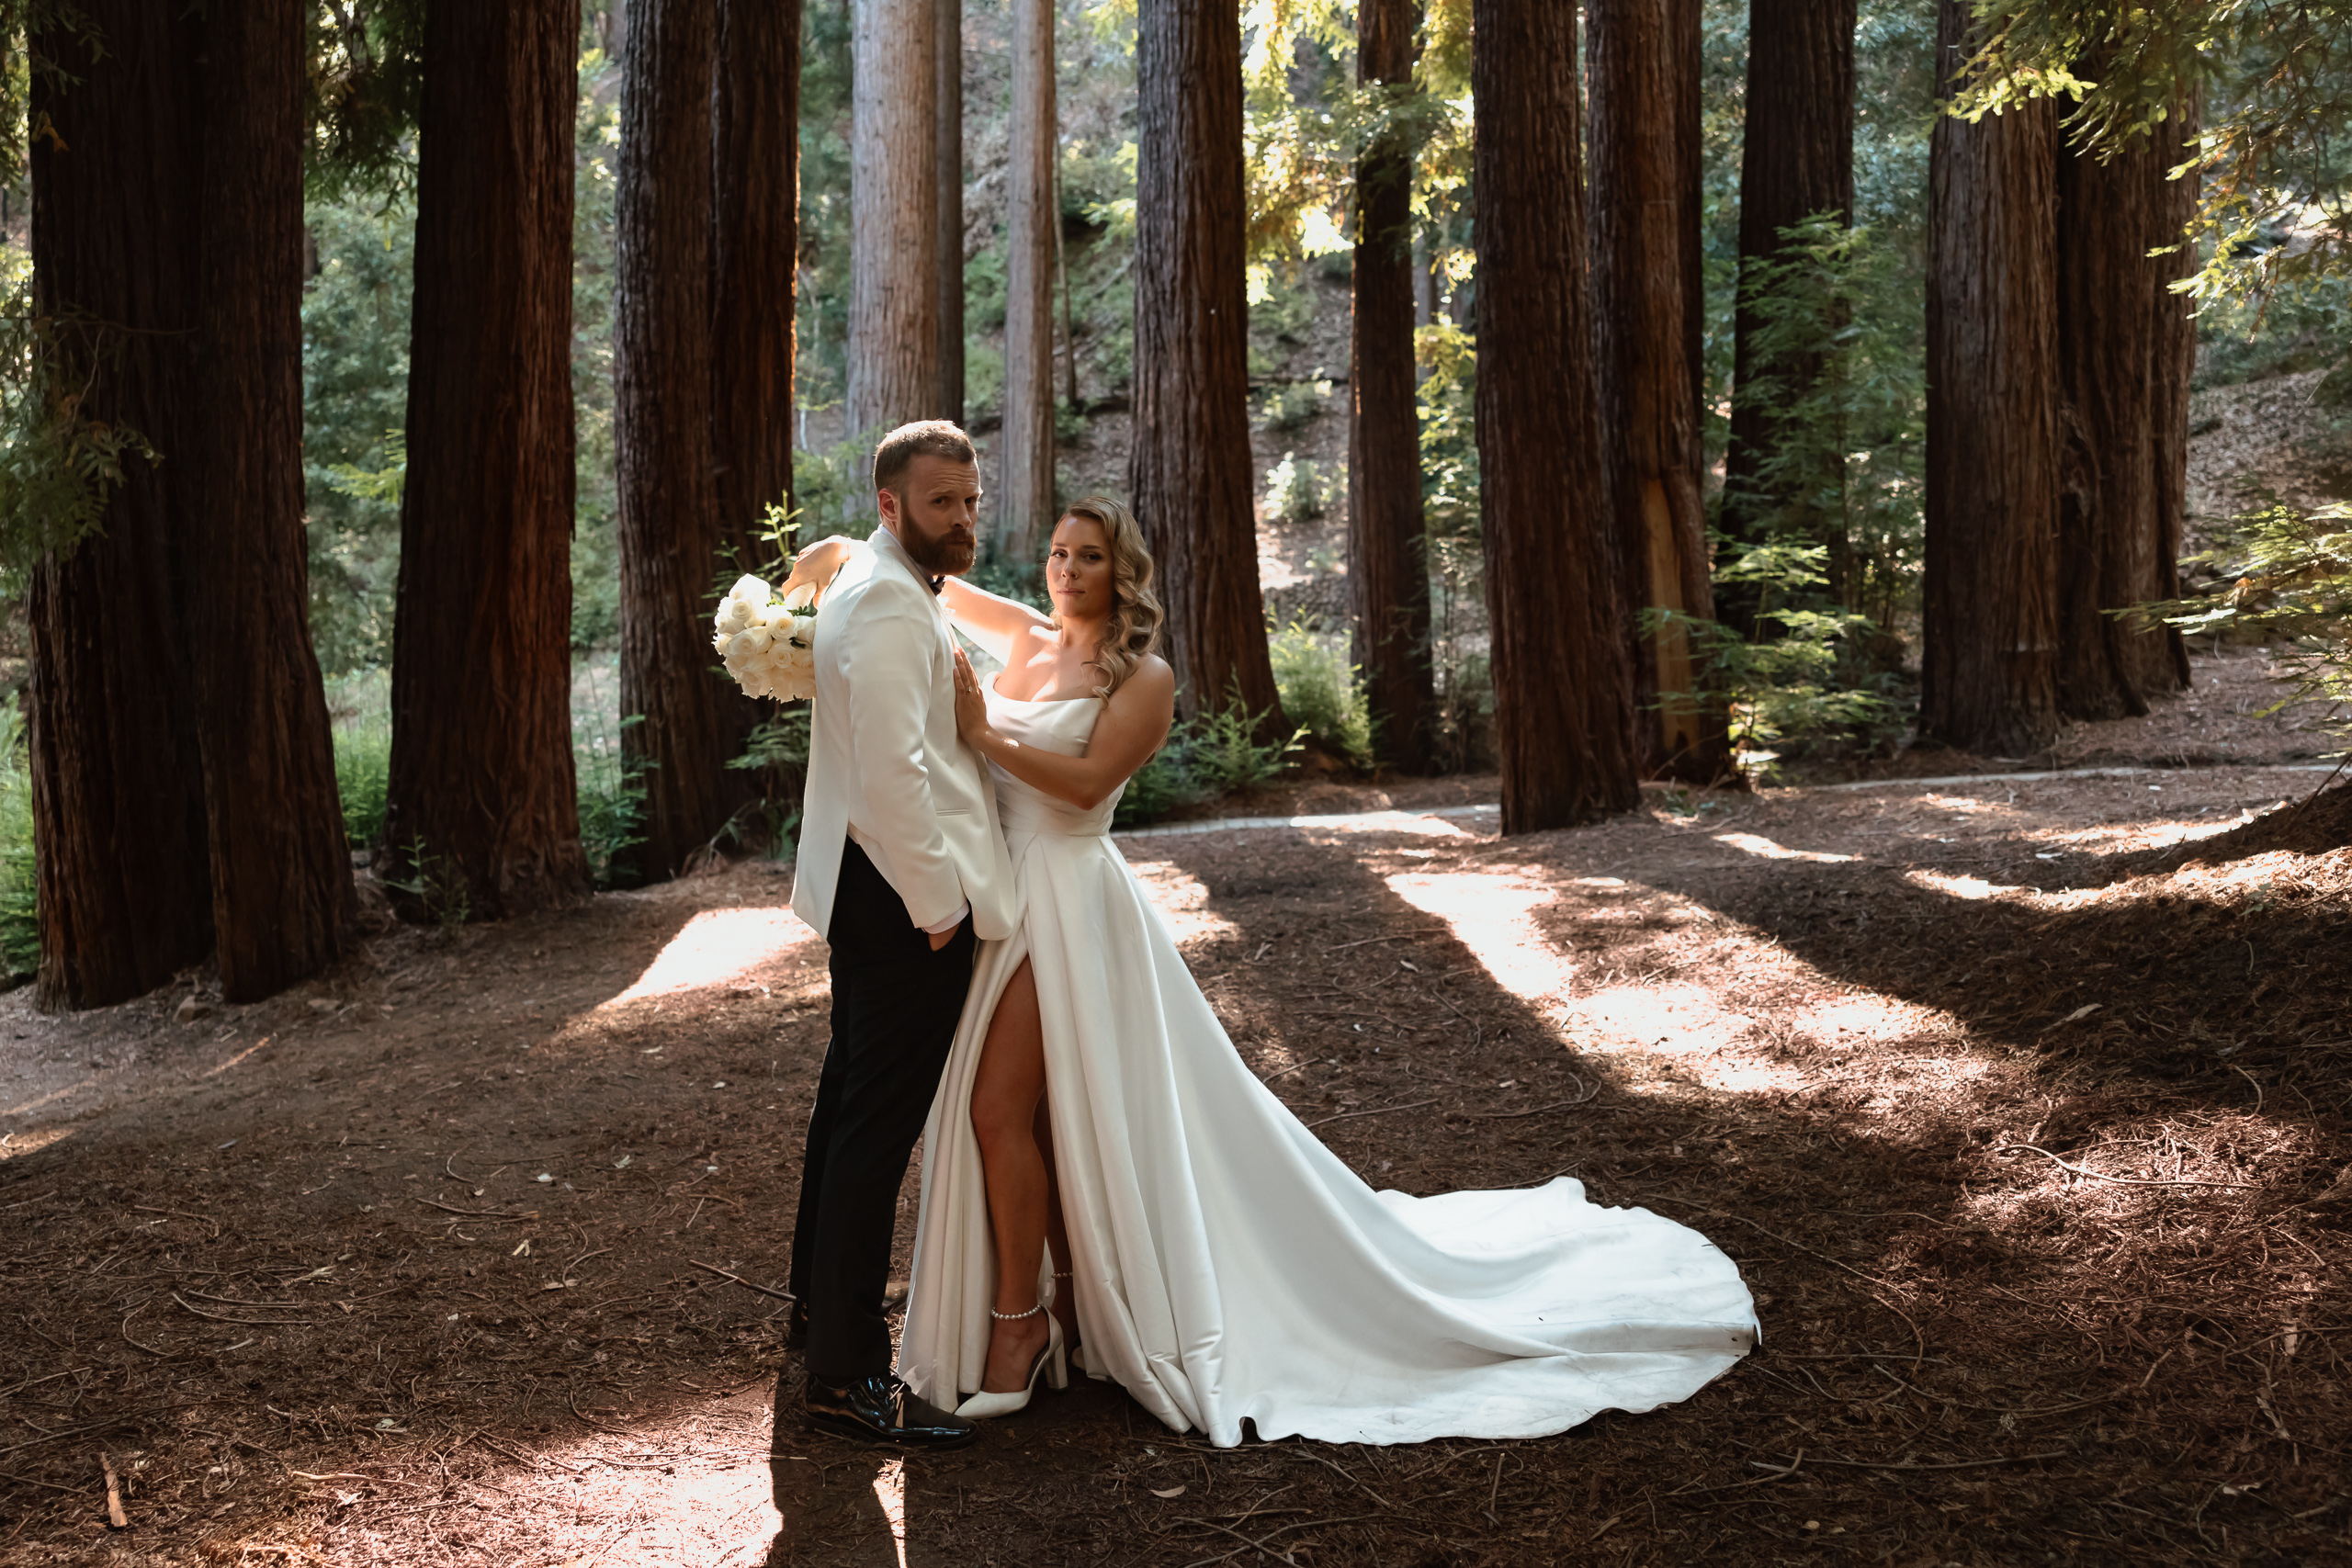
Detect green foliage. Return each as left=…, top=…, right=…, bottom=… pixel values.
left=1724, top=213, right=1927, bottom=637
left=965, top=543, right=1051, bottom=614
left=1111, top=741, right=1209, bottom=829
left=2152, top=503, right=2352, bottom=748
left=0, top=257, right=162, bottom=595
left=1655, top=540, right=1904, bottom=776
left=791, top=434, right=886, bottom=543
left=1268, top=615, right=1374, bottom=768
left=2194, top=273, right=2352, bottom=390
left=1408, top=319, right=1494, bottom=773
left=1951, top=0, right=2352, bottom=306
left=2, top=5, right=107, bottom=191
left=571, top=44, right=625, bottom=649
left=324, top=668, right=390, bottom=851
left=726, top=705, right=811, bottom=852
left=304, top=1, right=427, bottom=204
left=1112, top=688, right=1305, bottom=829
left=378, top=835, right=472, bottom=931
left=300, top=195, right=414, bottom=671
left=0, top=697, right=38, bottom=987
left=1260, top=451, right=1340, bottom=522
left=575, top=708, right=649, bottom=891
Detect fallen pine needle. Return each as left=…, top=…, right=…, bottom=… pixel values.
left=1304, top=1099, right=1439, bottom=1131
left=171, top=1293, right=315, bottom=1327
left=688, top=1260, right=795, bottom=1303
left=1992, top=1144, right=2256, bottom=1190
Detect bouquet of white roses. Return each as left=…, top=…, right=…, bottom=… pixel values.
left=712, top=573, right=818, bottom=701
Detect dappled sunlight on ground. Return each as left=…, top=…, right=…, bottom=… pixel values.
left=1122, top=858, right=1245, bottom=946
left=602, top=905, right=815, bottom=1007
left=1382, top=864, right=1575, bottom=1008
left=1709, top=830, right=1858, bottom=863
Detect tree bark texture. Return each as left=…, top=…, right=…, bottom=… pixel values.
left=1130, top=0, right=1281, bottom=728
left=192, top=0, right=355, bottom=996
left=617, top=0, right=744, bottom=878
left=25, top=2, right=213, bottom=1010
left=935, top=0, right=965, bottom=422
left=712, top=0, right=802, bottom=536
left=1348, top=0, right=1433, bottom=773
left=848, top=0, right=940, bottom=435
left=1472, top=0, right=1639, bottom=831
left=2052, top=84, right=2195, bottom=720
left=389, top=0, right=590, bottom=920
left=1922, top=0, right=2062, bottom=755
left=998, top=0, right=1057, bottom=564
left=1588, top=0, right=1725, bottom=782
left=1721, top=0, right=1855, bottom=627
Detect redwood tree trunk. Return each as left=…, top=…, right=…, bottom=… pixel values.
left=1588, top=0, right=1724, bottom=782
left=1921, top=0, right=2061, bottom=754
left=1347, top=0, right=1434, bottom=773
left=999, top=0, right=1057, bottom=564
left=706, top=0, right=800, bottom=828
left=1473, top=0, right=1638, bottom=830
left=2052, top=82, right=2195, bottom=720
left=193, top=0, right=355, bottom=994
left=847, top=0, right=939, bottom=434
left=25, top=2, right=213, bottom=1010
left=616, top=0, right=735, bottom=879
left=1130, top=0, right=1282, bottom=727
left=1721, top=0, right=1856, bottom=629
left=712, top=0, right=801, bottom=538
left=935, top=0, right=965, bottom=422
left=388, top=0, right=590, bottom=918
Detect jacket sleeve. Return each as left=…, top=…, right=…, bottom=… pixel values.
left=834, top=592, right=967, bottom=931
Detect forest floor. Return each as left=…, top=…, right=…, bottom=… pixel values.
left=5, top=652, right=2352, bottom=1568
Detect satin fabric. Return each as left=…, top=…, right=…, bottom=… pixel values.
left=897, top=688, right=1758, bottom=1446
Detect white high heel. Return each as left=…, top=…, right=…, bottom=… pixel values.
left=955, top=1309, right=1067, bottom=1419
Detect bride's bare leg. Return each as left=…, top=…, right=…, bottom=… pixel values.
left=967, top=958, right=1054, bottom=1393
left=1033, top=1098, right=1080, bottom=1351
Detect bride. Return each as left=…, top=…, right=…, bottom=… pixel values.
left=785, top=499, right=1756, bottom=1447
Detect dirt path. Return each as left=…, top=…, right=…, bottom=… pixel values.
left=5, top=744, right=2351, bottom=1563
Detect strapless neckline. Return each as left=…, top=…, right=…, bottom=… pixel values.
left=988, top=675, right=1104, bottom=706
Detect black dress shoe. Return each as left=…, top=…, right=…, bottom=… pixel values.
left=805, top=1372, right=978, bottom=1450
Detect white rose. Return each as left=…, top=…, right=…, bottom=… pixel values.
left=769, top=639, right=816, bottom=701
left=715, top=596, right=752, bottom=637
left=730, top=625, right=774, bottom=659
left=729, top=573, right=774, bottom=604
left=782, top=581, right=818, bottom=613
left=787, top=615, right=816, bottom=649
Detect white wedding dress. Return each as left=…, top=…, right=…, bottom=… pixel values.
left=897, top=685, right=1758, bottom=1447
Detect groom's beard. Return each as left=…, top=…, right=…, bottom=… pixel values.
left=900, top=522, right=978, bottom=577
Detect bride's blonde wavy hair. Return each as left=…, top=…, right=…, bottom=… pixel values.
left=1054, top=495, right=1164, bottom=697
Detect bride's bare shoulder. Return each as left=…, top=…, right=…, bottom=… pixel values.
left=1119, top=655, right=1176, bottom=708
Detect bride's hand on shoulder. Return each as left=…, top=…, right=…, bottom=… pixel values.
left=951, top=647, right=996, bottom=751
left=779, top=534, right=860, bottom=604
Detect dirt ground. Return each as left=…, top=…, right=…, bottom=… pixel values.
left=6, top=653, right=2352, bottom=1568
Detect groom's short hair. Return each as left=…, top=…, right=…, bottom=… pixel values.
left=873, top=421, right=977, bottom=492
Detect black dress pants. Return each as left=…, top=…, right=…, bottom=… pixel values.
left=788, top=840, right=977, bottom=1382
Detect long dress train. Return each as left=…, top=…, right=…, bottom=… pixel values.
left=897, top=687, right=1758, bottom=1447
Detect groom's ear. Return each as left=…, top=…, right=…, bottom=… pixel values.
left=874, top=485, right=900, bottom=531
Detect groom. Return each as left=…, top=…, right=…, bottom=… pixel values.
left=783, top=420, right=1017, bottom=1449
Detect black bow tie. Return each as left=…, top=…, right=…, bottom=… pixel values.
left=929, top=575, right=945, bottom=596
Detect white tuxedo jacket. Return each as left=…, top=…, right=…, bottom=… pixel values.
left=789, top=528, right=1018, bottom=943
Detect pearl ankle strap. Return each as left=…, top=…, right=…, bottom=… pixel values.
left=990, top=1302, right=1045, bottom=1321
